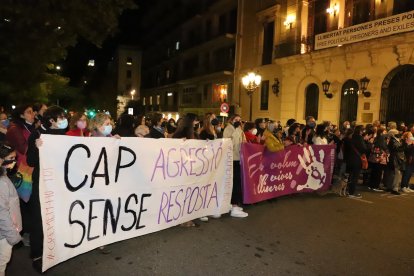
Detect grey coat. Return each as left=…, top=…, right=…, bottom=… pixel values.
left=0, top=175, right=22, bottom=245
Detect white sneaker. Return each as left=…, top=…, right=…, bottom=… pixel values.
left=210, top=214, right=221, bottom=219
left=408, top=188, right=414, bottom=193
left=199, top=216, right=209, bottom=222
left=402, top=187, right=410, bottom=193
left=230, top=209, right=248, bottom=218
left=231, top=206, right=243, bottom=211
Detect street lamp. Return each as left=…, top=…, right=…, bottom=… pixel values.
left=130, top=89, right=136, bottom=100
left=322, top=79, right=333, bottom=98
left=360, top=76, right=371, bottom=97
left=242, top=72, right=261, bottom=121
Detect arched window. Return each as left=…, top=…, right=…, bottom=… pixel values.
left=381, top=65, right=414, bottom=123
left=340, top=80, right=359, bottom=123
left=305, top=83, right=319, bottom=120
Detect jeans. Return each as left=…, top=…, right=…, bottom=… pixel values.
left=0, top=238, right=12, bottom=276
left=401, top=164, right=414, bottom=188
left=392, top=169, right=402, bottom=192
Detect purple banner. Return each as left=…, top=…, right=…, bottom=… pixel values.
left=240, top=143, right=336, bottom=204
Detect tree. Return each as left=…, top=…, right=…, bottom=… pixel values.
left=0, top=0, right=137, bottom=105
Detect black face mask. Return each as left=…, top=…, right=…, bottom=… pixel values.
left=211, top=118, right=219, bottom=126
left=2, top=159, right=16, bottom=166
left=161, top=121, right=168, bottom=128
left=233, top=121, right=241, bottom=128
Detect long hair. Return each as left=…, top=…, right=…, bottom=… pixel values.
left=201, top=113, right=215, bottom=136
left=69, top=112, right=88, bottom=130
left=173, top=116, right=195, bottom=139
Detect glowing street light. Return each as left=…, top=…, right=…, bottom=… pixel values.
left=130, top=89, right=136, bottom=100
left=242, top=72, right=262, bottom=121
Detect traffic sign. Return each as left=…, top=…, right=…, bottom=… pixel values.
left=220, top=102, right=229, bottom=113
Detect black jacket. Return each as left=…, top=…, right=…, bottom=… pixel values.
left=149, top=127, right=165, bottom=139
left=344, top=134, right=368, bottom=167
left=26, top=126, right=66, bottom=200
left=388, top=136, right=405, bottom=170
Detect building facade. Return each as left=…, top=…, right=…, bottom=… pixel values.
left=114, top=45, right=142, bottom=117
left=235, top=0, right=414, bottom=125
left=140, top=0, right=238, bottom=118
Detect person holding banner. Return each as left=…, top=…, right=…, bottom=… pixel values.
left=90, top=112, right=121, bottom=253
left=149, top=113, right=166, bottom=139
left=243, top=122, right=259, bottom=144
left=223, top=114, right=248, bottom=218
left=66, top=112, right=90, bottom=137
left=0, top=143, right=22, bottom=276
left=90, top=113, right=120, bottom=138
left=26, top=106, right=69, bottom=273
left=199, top=113, right=218, bottom=140
left=172, top=113, right=200, bottom=226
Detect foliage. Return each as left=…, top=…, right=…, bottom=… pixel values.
left=0, top=0, right=137, bottom=106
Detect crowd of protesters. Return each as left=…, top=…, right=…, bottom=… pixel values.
left=1, top=104, right=414, bottom=274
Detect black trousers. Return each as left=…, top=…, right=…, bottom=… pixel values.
left=347, top=165, right=361, bottom=195
left=231, top=161, right=243, bottom=205
left=28, top=180, right=43, bottom=259
left=369, top=163, right=385, bottom=189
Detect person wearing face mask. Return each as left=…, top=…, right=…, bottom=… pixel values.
left=66, top=112, right=90, bottom=137
left=149, top=113, right=166, bottom=139
left=5, top=105, right=35, bottom=247
left=0, top=143, right=22, bottom=276
left=401, top=132, right=414, bottom=193
left=25, top=106, right=69, bottom=273
left=113, top=114, right=136, bottom=137
left=33, top=103, right=47, bottom=130
left=90, top=113, right=120, bottom=138
left=166, top=118, right=177, bottom=138
left=301, top=116, right=316, bottom=145
left=0, top=113, right=9, bottom=142
left=284, top=123, right=301, bottom=146
left=199, top=113, right=217, bottom=140
left=223, top=114, right=248, bottom=218
left=243, top=122, right=259, bottom=144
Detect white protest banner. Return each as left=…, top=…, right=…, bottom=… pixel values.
left=39, top=135, right=233, bottom=272
left=315, top=10, right=414, bottom=50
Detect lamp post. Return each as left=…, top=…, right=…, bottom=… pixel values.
left=242, top=72, right=261, bottom=121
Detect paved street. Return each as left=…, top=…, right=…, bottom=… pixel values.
left=7, top=187, right=414, bottom=276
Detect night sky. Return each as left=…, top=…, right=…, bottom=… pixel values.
left=63, top=0, right=146, bottom=86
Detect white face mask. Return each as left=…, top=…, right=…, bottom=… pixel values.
left=57, top=118, right=68, bottom=129
left=251, top=129, right=258, bottom=135
left=216, top=126, right=222, bottom=132
left=346, top=125, right=351, bottom=129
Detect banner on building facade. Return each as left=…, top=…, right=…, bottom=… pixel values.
left=39, top=135, right=233, bottom=272
left=240, top=143, right=335, bottom=204
left=315, top=10, right=414, bottom=50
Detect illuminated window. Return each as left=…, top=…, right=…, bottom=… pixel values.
left=157, top=95, right=160, bottom=105
left=126, top=57, right=132, bottom=65
left=175, top=41, right=180, bottom=50
left=149, top=96, right=153, bottom=105
left=88, top=59, right=95, bottom=67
